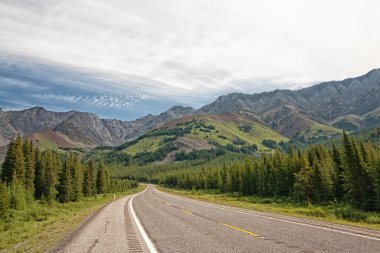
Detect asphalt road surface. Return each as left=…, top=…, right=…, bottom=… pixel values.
left=133, top=185, right=380, bottom=253
left=56, top=185, right=380, bottom=252
left=55, top=195, right=149, bottom=253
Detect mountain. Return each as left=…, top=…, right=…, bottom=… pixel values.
left=0, top=68, right=379, bottom=157
left=0, top=105, right=195, bottom=148
left=95, top=112, right=289, bottom=165
left=197, top=68, right=380, bottom=139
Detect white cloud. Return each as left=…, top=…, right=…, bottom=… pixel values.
left=1, top=0, right=379, bottom=102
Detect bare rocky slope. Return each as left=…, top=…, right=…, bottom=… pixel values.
left=0, top=106, right=195, bottom=147
left=197, top=68, right=380, bottom=136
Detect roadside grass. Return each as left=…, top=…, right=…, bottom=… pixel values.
left=158, top=187, right=380, bottom=231
left=0, top=185, right=145, bottom=253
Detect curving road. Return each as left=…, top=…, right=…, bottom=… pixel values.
left=55, top=185, right=380, bottom=252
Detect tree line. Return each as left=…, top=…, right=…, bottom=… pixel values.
left=158, top=132, right=380, bottom=211
left=0, top=137, right=137, bottom=216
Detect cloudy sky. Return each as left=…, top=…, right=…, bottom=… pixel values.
left=0, top=0, right=379, bottom=120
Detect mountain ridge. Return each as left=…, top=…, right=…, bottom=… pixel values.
left=0, top=68, right=379, bottom=151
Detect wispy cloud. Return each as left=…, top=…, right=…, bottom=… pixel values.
left=32, top=93, right=150, bottom=109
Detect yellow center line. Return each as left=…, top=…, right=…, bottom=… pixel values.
left=223, top=223, right=259, bottom=237
left=181, top=209, right=193, bottom=215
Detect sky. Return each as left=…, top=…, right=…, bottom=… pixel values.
left=0, top=0, right=379, bottom=120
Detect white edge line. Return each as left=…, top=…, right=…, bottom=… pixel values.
left=155, top=186, right=380, bottom=242
left=129, top=189, right=158, bottom=253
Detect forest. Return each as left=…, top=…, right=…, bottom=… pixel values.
left=158, top=130, right=380, bottom=211
left=0, top=137, right=138, bottom=217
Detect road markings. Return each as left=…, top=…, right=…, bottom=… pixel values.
left=223, top=223, right=259, bottom=237
left=181, top=208, right=193, bottom=215
left=156, top=187, right=380, bottom=242
left=130, top=189, right=158, bottom=253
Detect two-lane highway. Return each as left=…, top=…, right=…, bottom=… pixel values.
left=133, top=185, right=380, bottom=253
left=55, top=185, right=380, bottom=252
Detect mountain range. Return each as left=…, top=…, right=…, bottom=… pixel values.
left=0, top=68, right=379, bottom=158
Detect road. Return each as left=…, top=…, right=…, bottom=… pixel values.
left=55, top=185, right=380, bottom=252
left=133, top=185, right=380, bottom=253
left=54, top=195, right=149, bottom=253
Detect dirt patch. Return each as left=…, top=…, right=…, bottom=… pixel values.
left=26, top=128, right=95, bottom=149
left=159, top=112, right=247, bottom=130
left=155, top=151, right=177, bottom=165
left=175, top=137, right=214, bottom=152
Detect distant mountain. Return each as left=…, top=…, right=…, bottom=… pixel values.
left=0, top=105, right=195, bottom=148
left=98, top=112, right=289, bottom=165
left=197, top=69, right=380, bottom=138
left=0, top=68, right=379, bottom=156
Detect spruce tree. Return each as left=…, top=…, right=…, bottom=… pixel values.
left=41, top=150, right=58, bottom=203
left=332, top=144, right=344, bottom=201
left=1, top=138, right=16, bottom=182
left=10, top=175, right=26, bottom=210
left=96, top=161, right=108, bottom=194
left=70, top=153, right=83, bottom=201
left=34, top=149, right=44, bottom=199
left=293, top=155, right=313, bottom=202
left=23, top=139, right=35, bottom=195
left=0, top=180, right=10, bottom=216
left=14, top=136, right=26, bottom=182
left=83, top=160, right=96, bottom=197
left=57, top=155, right=72, bottom=203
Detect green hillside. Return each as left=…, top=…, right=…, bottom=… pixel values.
left=120, top=113, right=288, bottom=155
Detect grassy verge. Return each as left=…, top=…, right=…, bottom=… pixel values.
left=158, top=187, right=380, bottom=231
left=0, top=185, right=145, bottom=253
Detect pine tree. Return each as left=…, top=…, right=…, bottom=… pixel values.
left=10, top=175, right=26, bottom=210
left=1, top=138, right=16, bottom=182
left=1, top=136, right=26, bottom=184
left=343, top=132, right=376, bottom=210
left=57, top=155, right=72, bottom=203
left=70, top=153, right=83, bottom=201
left=293, top=155, right=313, bottom=202
left=0, top=180, right=10, bottom=216
left=83, top=160, right=96, bottom=197
left=23, top=139, right=35, bottom=195
left=34, top=149, right=44, bottom=199
left=376, top=160, right=380, bottom=210
left=96, top=161, right=108, bottom=194
left=14, top=136, right=26, bottom=182
left=332, top=144, right=344, bottom=201
left=311, top=156, right=333, bottom=202
left=41, top=150, right=58, bottom=203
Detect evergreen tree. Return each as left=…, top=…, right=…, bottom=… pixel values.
left=41, top=150, right=59, bottom=203
left=293, top=157, right=313, bottom=202
left=342, top=132, right=376, bottom=210
left=70, top=153, right=83, bottom=201
left=83, top=160, right=96, bottom=197
left=57, top=155, right=72, bottom=203
left=10, top=175, right=26, bottom=210
left=1, top=136, right=25, bottom=183
left=96, top=161, right=108, bottom=194
left=23, top=139, right=35, bottom=195
left=1, top=138, right=16, bottom=182
left=376, top=160, right=380, bottom=210
left=331, top=144, right=344, bottom=201
left=34, top=149, right=45, bottom=199
left=14, top=136, right=26, bottom=182
left=0, top=180, right=10, bottom=216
